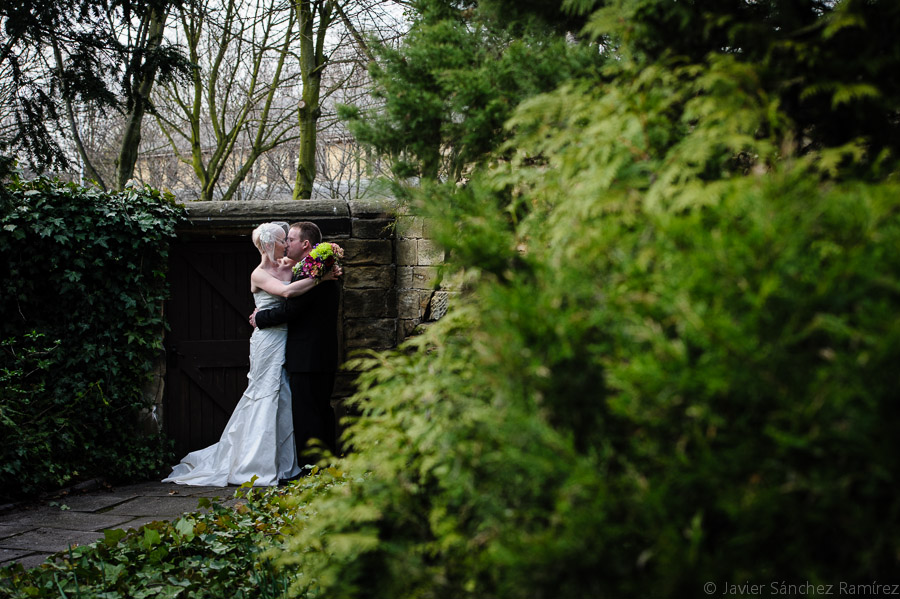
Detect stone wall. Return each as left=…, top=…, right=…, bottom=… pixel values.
left=177, top=198, right=452, bottom=403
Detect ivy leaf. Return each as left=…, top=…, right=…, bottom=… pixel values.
left=142, top=526, right=161, bottom=550
left=174, top=517, right=196, bottom=542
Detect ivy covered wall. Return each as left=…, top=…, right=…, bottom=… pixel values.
left=0, top=178, right=186, bottom=499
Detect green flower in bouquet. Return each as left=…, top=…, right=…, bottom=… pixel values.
left=293, top=242, right=344, bottom=280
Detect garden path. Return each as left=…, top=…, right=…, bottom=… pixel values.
left=0, top=480, right=241, bottom=570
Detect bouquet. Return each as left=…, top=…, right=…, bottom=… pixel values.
left=293, top=242, right=344, bottom=280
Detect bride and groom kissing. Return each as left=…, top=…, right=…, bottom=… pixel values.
left=164, top=221, right=343, bottom=487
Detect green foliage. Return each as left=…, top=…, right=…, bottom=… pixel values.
left=0, top=481, right=305, bottom=598
left=0, top=0, right=191, bottom=173
left=340, top=2, right=602, bottom=181
left=274, top=162, right=900, bottom=598
left=348, top=0, right=900, bottom=185
left=582, top=0, right=900, bottom=171
left=0, top=178, right=185, bottom=499
left=286, top=1, right=900, bottom=597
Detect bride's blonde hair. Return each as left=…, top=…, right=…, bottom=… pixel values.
left=252, top=221, right=289, bottom=262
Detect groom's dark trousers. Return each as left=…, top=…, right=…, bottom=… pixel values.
left=254, top=278, right=340, bottom=459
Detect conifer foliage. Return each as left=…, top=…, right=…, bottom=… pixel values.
left=288, top=1, right=900, bottom=596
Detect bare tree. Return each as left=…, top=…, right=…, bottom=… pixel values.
left=312, top=41, right=390, bottom=200
left=292, top=0, right=404, bottom=200
left=152, top=0, right=303, bottom=201
left=139, top=0, right=406, bottom=201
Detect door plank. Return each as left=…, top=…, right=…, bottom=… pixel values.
left=182, top=250, right=253, bottom=319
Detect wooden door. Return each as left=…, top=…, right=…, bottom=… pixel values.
left=164, top=237, right=259, bottom=458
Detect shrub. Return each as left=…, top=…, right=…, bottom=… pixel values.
left=0, top=177, right=185, bottom=499
left=271, top=56, right=900, bottom=598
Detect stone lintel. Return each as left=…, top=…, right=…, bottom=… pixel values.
left=347, top=198, right=397, bottom=219
left=178, top=199, right=351, bottom=236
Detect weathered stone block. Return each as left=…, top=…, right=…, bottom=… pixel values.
left=348, top=199, right=396, bottom=218
left=396, top=266, right=414, bottom=288
left=351, top=217, right=395, bottom=239
left=343, top=239, right=393, bottom=266
left=344, top=265, right=395, bottom=289
left=422, top=217, right=439, bottom=239
left=343, top=288, right=398, bottom=318
left=413, top=266, right=440, bottom=289
left=398, top=319, right=423, bottom=342
left=398, top=289, right=430, bottom=319
left=397, top=266, right=438, bottom=290
left=396, top=239, right=417, bottom=266
left=396, top=215, right=424, bottom=238
left=417, top=239, right=445, bottom=265
left=397, top=266, right=440, bottom=290
left=344, top=318, right=397, bottom=350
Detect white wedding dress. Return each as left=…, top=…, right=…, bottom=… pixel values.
left=163, top=287, right=301, bottom=486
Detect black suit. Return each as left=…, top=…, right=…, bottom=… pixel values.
left=254, top=278, right=339, bottom=462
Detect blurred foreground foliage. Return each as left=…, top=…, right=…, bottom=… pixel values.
left=277, top=0, right=900, bottom=597
left=277, top=171, right=900, bottom=597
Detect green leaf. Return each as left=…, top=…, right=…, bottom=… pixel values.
left=174, top=517, right=196, bottom=542
left=142, top=527, right=161, bottom=550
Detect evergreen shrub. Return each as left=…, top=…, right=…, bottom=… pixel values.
left=273, top=56, right=900, bottom=598
left=0, top=177, right=185, bottom=499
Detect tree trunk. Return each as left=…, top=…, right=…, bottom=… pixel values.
left=294, top=91, right=320, bottom=199
left=292, top=0, right=333, bottom=200
left=115, top=8, right=168, bottom=190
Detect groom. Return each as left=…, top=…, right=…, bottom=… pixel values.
left=250, top=221, right=340, bottom=468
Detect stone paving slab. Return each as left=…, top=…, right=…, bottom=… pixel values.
left=52, top=493, right=139, bottom=513
left=117, top=482, right=225, bottom=497
left=14, top=553, right=55, bottom=570
left=114, top=516, right=172, bottom=530
left=0, top=523, right=33, bottom=540
left=0, top=548, right=33, bottom=564
left=6, top=510, right=136, bottom=532
left=0, top=527, right=104, bottom=553
left=191, top=487, right=243, bottom=498
left=0, top=481, right=248, bottom=570
left=0, top=507, right=56, bottom=526
left=104, top=496, right=206, bottom=518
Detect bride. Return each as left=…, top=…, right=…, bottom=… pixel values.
left=163, top=221, right=339, bottom=487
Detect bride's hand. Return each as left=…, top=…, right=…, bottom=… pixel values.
left=322, top=265, right=342, bottom=281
